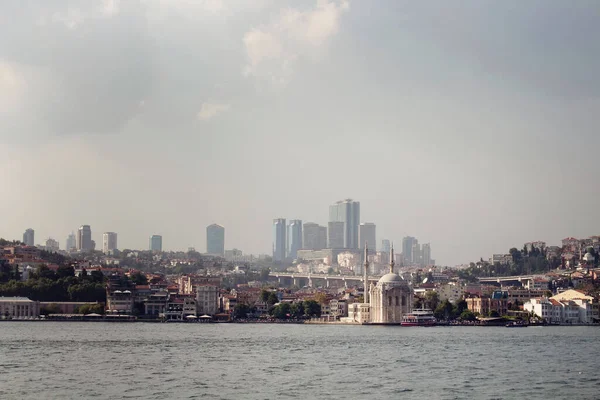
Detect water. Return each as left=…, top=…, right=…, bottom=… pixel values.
left=1, top=322, right=599, bottom=399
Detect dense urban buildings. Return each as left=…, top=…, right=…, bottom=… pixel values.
left=65, top=232, right=76, bottom=252
left=303, top=223, right=327, bottom=251
left=206, top=224, right=225, bottom=255
left=149, top=235, right=162, bottom=252
left=272, top=218, right=286, bottom=262
left=287, top=220, right=302, bottom=260
left=402, top=236, right=417, bottom=264
left=359, top=223, right=376, bottom=251
left=22, top=229, right=34, bottom=246
left=102, top=232, right=118, bottom=254
left=45, top=238, right=59, bottom=252
left=77, top=225, right=93, bottom=252
left=329, top=199, right=360, bottom=249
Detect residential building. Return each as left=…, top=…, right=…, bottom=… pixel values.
left=196, top=285, right=219, bottom=316
left=0, top=297, right=40, bottom=319
left=327, top=221, right=345, bottom=249
left=359, top=223, right=376, bottom=251
left=149, top=235, right=162, bottom=252
left=65, top=232, right=76, bottom=252
left=22, top=229, right=34, bottom=246
left=206, top=224, right=225, bottom=255
left=287, top=219, right=302, bottom=260
left=272, top=218, right=286, bottom=262
left=103, top=232, right=118, bottom=254
left=45, top=238, right=59, bottom=252
left=329, top=199, right=360, bottom=249
left=77, top=225, right=92, bottom=252
left=303, top=223, right=327, bottom=251
left=465, top=295, right=508, bottom=316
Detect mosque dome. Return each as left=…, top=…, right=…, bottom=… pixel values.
left=377, top=272, right=404, bottom=287
left=583, top=252, right=595, bottom=262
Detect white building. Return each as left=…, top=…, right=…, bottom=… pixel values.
left=196, top=285, right=219, bottom=316
left=103, top=232, right=118, bottom=254
left=524, top=289, right=598, bottom=324
left=0, top=297, right=40, bottom=319
left=437, top=283, right=462, bottom=304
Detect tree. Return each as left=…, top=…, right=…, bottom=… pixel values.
left=454, top=299, right=468, bottom=315
left=424, top=291, right=440, bottom=311
left=459, top=310, right=476, bottom=321
left=259, top=268, right=270, bottom=281
left=56, top=266, right=75, bottom=279
left=272, top=302, right=291, bottom=319
left=488, top=310, right=500, bottom=318
left=267, top=292, right=279, bottom=306
left=130, top=271, right=148, bottom=285
left=260, top=289, right=270, bottom=303
left=290, top=301, right=305, bottom=318
left=234, top=304, right=250, bottom=319
left=303, top=300, right=321, bottom=317
left=434, top=299, right=455, bottom=320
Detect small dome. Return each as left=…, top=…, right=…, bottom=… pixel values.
left=583, top=252, right=595, bottom=262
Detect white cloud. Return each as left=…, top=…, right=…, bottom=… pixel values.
left=242, top=0, right=349, bottom=86
left=197, top=102, right=231, bottom=121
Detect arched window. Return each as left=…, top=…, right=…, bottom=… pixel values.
left=395, top=296, right=399, bottom=306
left=388, top=296, right=392, bottom=306
left=401, top=296, right=406, bottom=306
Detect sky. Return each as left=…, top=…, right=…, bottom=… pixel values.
left=1, top=0, right=599, bottom=266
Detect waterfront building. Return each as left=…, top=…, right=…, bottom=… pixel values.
left=77, top=225, right=92, bottom=252
left=149, top=235, right=162, bottom=252
left=22, top=229, right=35, bottom=246
left=103, top=232, right=118, bottom=254
left=327, top=221, right=345, bottom=249
left=287, top=220, right=302, bottom=260
left=272, top=218, right=286, bottom=262
left=359, top=223, right=376, bottom=252
left=0, top=297, right=40, bottom=319
left=329, top=199, right=360, bottom=249
left=196, top=285, right=219, bottom=316
left=206, top=224, right=225, bottom=255
left=303, top=223, right=327, bottom=251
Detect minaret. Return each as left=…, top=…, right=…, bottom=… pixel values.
left=390, top=243, right=395, bottom=274
left=363, top=242, right=369, bottom=304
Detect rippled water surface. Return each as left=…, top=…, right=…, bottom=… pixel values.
left=1, top=322, right=599, bottom=399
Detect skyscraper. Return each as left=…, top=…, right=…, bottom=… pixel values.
left=359, top=223, right=376, bottom=251
left=402, top=236, right=417, bottom=264
left=272, top=218, right=286, bottom=262
left=65, top=232, right=76, bottom=251
left=150, top=235, right=162, bottom=252
left=412, top=242, right=421, bottom=265
left=303, top=223, right=327, bottom=251
left=381, top=239, right=391, bottom=254
left=329, top=199, right=360, bottom=249
left=422, top=243, right=432, bottom=266
left=77, top=225, right=92, bottom=252
left=206, top=224, right=225, bottom=255
left=287, top=219, right=302, bottom=260
left=327, top=221, right=345, bottom=249
left=22, top=229, right=34, bottom=246
left=103, top=232, right=118, bottom=254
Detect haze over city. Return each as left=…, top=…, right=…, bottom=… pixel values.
left=2, top=1, right=599, bottom=266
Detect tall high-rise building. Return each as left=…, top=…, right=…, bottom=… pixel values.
left=206, top=224, right=225, bottom=255
left=412, top=242, right=421, bottom=265
left=77, top=225, right=92, bottom=252
left=303, top=223, right=327, bottom=251
left=103, top=232, right=118, bottom=254
left=22, top=229, right=34, bottom=246
left=359, top=223, right=376, bottom=251
left=327, top=221, right=345, bottom=249
left=150, top=235, right=163, bottom=252
left=287, top=219, right=302, bottom=260
left=329, top=199, right=360, bottom=249
left=65, top=232, right=76, bottom=251
left=422, top=243, right=432, bottom=266
left=402, top=236, right=417, bottom=264
left=272, top=218, right=286, bottom=262
left=381, top=239, right=391, bottom=254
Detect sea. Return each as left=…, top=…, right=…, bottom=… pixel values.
left=0, top=322, right=599, bottom=399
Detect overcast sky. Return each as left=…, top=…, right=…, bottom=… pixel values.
left=1, top=0, right=599, bottom=265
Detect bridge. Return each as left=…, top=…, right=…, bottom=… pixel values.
left=478, top=275, right=540, bottom=285
left=268, top=272, right=382, bottom=288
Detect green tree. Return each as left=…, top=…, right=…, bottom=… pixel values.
left=130, top=271, right=148, bottom=285
left=459, top=310, right=476, bottom=321
left=290, top=301, right=305, bottom=318
left=424, top=291, right=440, bottom=311
left=267, top=292, right=279, bottom=305
left=272, top=302, right=291, bottom=319
left=234, top=303, right=250, bottom=319
left=56, top=266, right=75, bottom=279
left=303, top=300, right=321, bottom=317
left=488, top=310, right=500, bottom=318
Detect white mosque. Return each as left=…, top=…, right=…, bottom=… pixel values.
left=341, top=244, right=413, bottom=324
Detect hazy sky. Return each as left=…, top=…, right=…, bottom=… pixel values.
left=1, top=0, right=599, bottom=265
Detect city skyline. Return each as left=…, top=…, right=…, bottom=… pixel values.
left=2, top=2, right=600, bottom=265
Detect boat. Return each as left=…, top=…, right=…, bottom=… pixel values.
left=401, top=309, right=437, bottom=327
left=505, top=320, right=528, bottom=328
